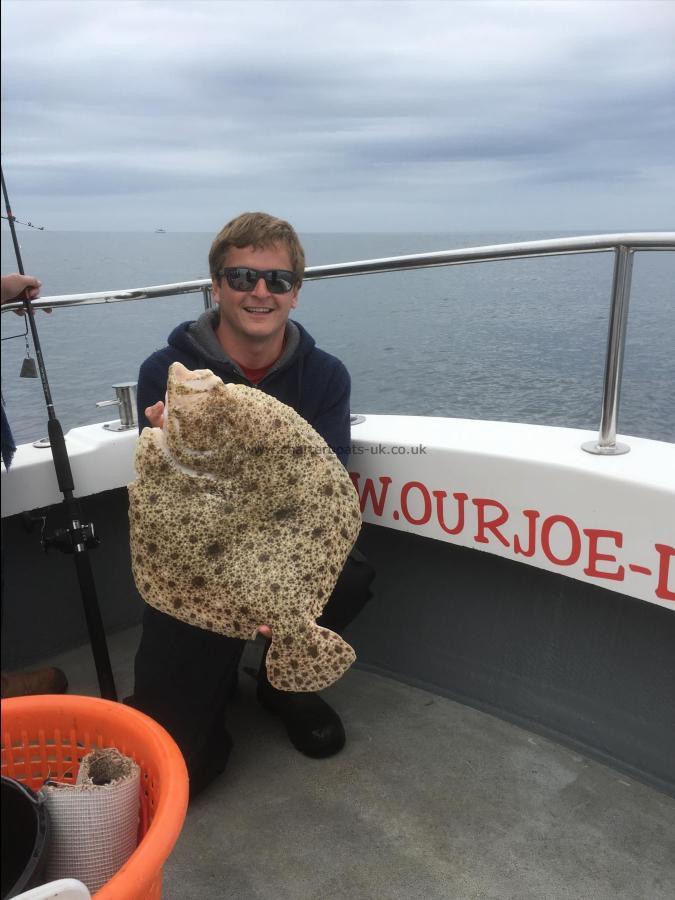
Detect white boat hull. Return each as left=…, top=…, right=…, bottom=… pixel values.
left=3, top=415, right=673, bottom=610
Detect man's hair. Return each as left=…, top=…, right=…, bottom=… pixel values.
left=209, top=212, right=306, bottom=283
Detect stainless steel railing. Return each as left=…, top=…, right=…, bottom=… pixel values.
left=3, top=232, right=674, bottom=454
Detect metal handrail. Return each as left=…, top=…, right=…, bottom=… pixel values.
left=3, top=232, right=674, bottom=454
left=2, top=232, right=673, bottom=310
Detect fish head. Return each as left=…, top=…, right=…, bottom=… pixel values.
left=164, top=362, right=230, bottom=464
left=163, top=361, right=292, bottom=475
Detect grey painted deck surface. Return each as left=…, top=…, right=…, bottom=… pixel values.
left=33, top=626, right=675, bottom=900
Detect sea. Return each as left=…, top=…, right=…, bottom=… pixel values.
left=1, top=230, right=674, bottom=447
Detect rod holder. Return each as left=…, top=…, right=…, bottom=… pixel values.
left=96, top=382, right=138, bottom=432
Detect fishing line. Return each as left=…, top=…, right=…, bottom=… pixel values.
left=1, top=213, right=45, bottom=230
left=1, top=171, right=58, bottom=404
left=1, top=315, right=29, bottom=341
left=1, top=310, right=38, bottom=378
left=1, top=165, right=117, bottom=701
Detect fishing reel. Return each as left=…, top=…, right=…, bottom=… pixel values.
left=23, top=511, right=99, bottom=554
left=42, top=519, right=99, bottom=554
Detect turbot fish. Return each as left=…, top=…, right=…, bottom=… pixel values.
left=128, top=362, right=362, bottom=692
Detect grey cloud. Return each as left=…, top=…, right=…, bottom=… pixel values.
left=8, top=162, right=222, bottom=197
left=1, top=0, right=673, bottom=231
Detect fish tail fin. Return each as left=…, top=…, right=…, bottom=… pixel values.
left=266, top=625, right=356, bottom=692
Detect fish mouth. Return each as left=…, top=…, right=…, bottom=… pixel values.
left=168, top=361, right=222, bottom=391
left=165, top=362, right=226, bottom=435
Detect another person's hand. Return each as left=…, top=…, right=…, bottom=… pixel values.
left=0, top=273, right=50, bottom=315
left=1, top=273, right=41, bottom=303
left=145, top=401, right=165, bottom=428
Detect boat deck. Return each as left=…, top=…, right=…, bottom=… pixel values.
left=28, top=625, right=675, bottom=900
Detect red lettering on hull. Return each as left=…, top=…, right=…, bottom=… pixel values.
left=432, top=490, right=468, bottom=535
left=349, top=468, right=672, bottom=605
left=349, top=473, right=392, bottom=516
left=513, top=509, right=540, bottom=558
left=472, top=498, right=510, bottom=548
left=541, top=515, right=582, bottom=566
left=655, top=544, right=675, bottom=601
left=583, top=529, right=625, bottom=581
left=400, top=482, right=432, bottom=525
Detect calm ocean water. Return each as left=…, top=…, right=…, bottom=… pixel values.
left=1, top=230, right=674, bottom=446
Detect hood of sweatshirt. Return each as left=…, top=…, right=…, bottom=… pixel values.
left=166, top=309, right=314, bottom=382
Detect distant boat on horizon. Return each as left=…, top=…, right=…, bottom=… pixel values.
left=155, top=227, right=166, bottom=233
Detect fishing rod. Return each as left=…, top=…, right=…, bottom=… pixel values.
left=1, top=165, right=117, bottom=701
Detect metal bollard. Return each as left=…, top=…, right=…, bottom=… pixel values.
left=96, top=382, right=138, bottom=432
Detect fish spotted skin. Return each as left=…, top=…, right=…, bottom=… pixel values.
left=128, top=362, right=361, bottom=692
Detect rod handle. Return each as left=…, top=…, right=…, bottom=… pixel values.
left=47, top=419, right=75, bottom=494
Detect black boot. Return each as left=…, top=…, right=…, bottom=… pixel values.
left=254, top=546, right=375, bottom=758
left=257, top=649, right=345, bottom=758
left=1, top=666, right=68, bottom=698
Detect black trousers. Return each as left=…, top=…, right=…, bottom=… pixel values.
left=130, top=549, right=375, bottom=794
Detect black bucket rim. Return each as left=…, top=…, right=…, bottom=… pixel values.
left=1, top=775, right=50, bottom=900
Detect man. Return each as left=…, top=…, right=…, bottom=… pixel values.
left=129, top=212, right=374, bottom=798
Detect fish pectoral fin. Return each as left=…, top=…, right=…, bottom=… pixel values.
left=265, top=625, right=356, bottom=693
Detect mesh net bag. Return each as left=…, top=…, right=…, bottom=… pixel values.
left=39, top=748, right=141, bottom=893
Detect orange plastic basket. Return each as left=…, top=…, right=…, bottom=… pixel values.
left=1, top=694, right=189, bottom=899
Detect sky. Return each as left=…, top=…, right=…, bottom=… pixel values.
left=1, top=0, right=674, bottom=233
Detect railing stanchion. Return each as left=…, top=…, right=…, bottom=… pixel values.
left=582, top=246, right=633, bottom=456
left=202, top=285, right=213, bottom=310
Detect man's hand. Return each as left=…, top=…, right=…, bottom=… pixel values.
left=145, top=401, right=165, bottom=429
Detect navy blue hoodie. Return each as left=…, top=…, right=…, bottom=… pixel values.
left=137, top=310, right=352, bottom=465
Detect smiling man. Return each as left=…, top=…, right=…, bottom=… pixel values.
left=129, top=212, right=374, bottom=799
left=212, top=243, right=299, bottom=366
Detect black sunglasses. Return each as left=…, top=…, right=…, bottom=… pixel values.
left=216, top=267, right=299, bottom=295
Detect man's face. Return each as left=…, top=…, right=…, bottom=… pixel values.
left=212, top=243, right=299, bottom=346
